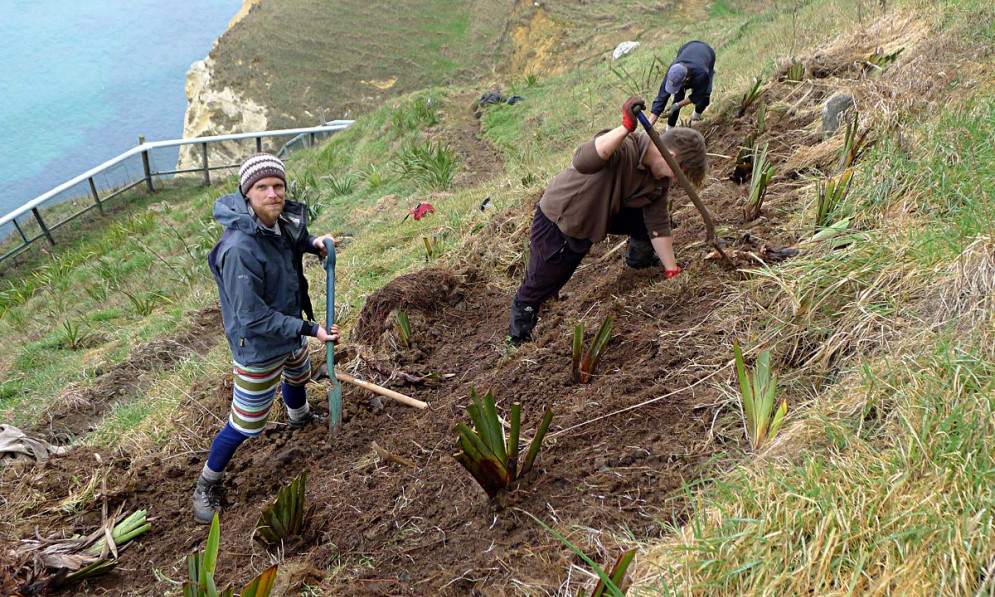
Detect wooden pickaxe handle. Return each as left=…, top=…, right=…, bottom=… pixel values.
left=334, top=371, right=429, bottom=410
left=633, top=108, right=730, bottom=263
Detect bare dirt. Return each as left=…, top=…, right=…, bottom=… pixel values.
left=2, top=16, right=953, bottom=594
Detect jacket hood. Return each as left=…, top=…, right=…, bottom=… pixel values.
left=213, top=192, right=308, bottom=238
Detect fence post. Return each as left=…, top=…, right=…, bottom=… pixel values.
left=256, top=137, right=262, bottom=152
left=138, top=135, right=155, bottom=193
left=14, top=219, right=28, bottom=243
left=202, top=142, right=211, bottom=186
left=309, top=132, right=316, bottom=147
left=31, top=208, right=55, bottom=246
left=88, top=177, right=104, bottom=215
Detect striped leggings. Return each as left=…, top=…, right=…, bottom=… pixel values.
left=229, top=343, right=311, bottom=436
left=203, top=343, right=311, bottom=477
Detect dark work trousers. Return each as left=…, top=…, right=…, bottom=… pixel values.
left=514, top=206, right=650, bottom=308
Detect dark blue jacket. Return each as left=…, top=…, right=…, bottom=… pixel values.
left=208, top=192, right=320, bottom=365
left=651, top=41, right=716, bottom=116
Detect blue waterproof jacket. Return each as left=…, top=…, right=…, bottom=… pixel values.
left=208, top=192, right=320, bottom=365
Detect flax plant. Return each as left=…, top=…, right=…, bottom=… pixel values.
left=186, top=513, right=278, bottom=597
left=839, top=112, right=872, bottom=170
left=572, top=316, right=616, bottom=384
left=733, top=340, right=786, bottom=450
left=744, top=143, right=775, bottom=222
left=737, top=76, right=765, bottom=117
left=254, top=471, right=309, bottom=546
left=815, top=169, right=854, bottom=228
left=396, top=311, right=412, bottom=347
left=453, top=388, right=553, bottom=497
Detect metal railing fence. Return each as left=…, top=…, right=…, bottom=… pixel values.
left=0, top=120, right=353, bottom=264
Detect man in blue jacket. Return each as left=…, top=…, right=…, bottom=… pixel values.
left=193, top=153, right=338, bottom=524
left=649, top=41, right=716, bottom=130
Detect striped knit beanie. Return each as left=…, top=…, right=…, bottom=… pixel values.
left=239, top=153, right=286, bottom=195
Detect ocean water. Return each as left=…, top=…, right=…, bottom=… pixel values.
left=0, top=0, right=242, bottom=218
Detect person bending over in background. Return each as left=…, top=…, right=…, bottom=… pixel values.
left=508, top=97, right=708, bottom=346
left=649, top=40, right=716, bottom=130
left=193, top=153, right=338, bottom=524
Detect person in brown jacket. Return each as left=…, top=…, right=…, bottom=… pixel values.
left=508, top=97, right=707, bottom=345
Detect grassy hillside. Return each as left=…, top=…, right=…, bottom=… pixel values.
left=3, top=0, right=995, bottom=594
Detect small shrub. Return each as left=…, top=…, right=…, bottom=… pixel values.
left=56, top=321, right=93, bottom=350
left=524, top=70, right=540, bottom=88
left=323, top=171, right=357, bottom=197
left=394, top=141, right=459, bottom=190
left=815, top=169, right=854, bottom=228
left=744, top=143, right=775, bottom=222
left=572, top=316, right=615, bottom=384
left=610, top=56, right=667, bottom=97
left=123, top=291, right=169, bottom=316
left=361, top=164, right=389, bottom=190
left=453, top=388, right=554, bottom=497
left=737, top=76, right=765, bottom=117
left=733, top=341, right=787, bottom=450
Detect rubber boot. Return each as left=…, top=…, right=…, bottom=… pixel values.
left=192, top=476, right=223, bottom=525
left=289, top=409, right=327, bottom=430
left=625, top=237, right=662, bottom=269
left=508, top=299, right=539, bottom=346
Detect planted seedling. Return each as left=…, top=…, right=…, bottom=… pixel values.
left=839, top=112, right=872, bottom=170
left=572, top=316, right=615, bottom=384
left=254, top=471, right=309, bottom=546
left=731, top=132, right=757, bottom=184
left=865, top=47, right=904, bottom=77
left=733, top=341, right=787, bottom=450
left=453, top=388, right=554, bottom=497
left=186, top=513, right=278, bottom=597
left=396, top=311, right=412, bottom=347
left=422, top=235, right=443, bottom=261
left=737, top=76, right=765, bottom=117
left=583, top=549, right=637, bottom=597
left=56, top=321, right=93, bottom=350
left=744, top=143, right=775, bottom=222
left=815, top=169, right=854, bottom=228
left=756, top=101, right=768, bottom=135
left=786, top=60, right=805, bottom=82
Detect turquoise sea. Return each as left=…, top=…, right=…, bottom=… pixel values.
left=0, top=0, right=242, bottom=218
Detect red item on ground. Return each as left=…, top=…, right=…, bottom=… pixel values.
left=665, top=266, right=682, bottom=279
left=404, top=202, right=436, bottom=221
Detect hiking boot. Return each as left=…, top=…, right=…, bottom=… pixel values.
left=624, top=238, right=662, bottom=269
left=508, top=299, right=540, bottom=346
left=192, top=477, right=223, bottom=525
left=289, top=410, right=327, bottom=430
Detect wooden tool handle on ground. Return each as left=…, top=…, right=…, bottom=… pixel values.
left=334, top=371, right=429, bottom=409
left=634, top=109, right=730, bottom=263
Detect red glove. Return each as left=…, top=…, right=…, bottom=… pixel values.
left=622, top=97, right=646, bottom=132
left=665, top=266, right=682, bottom=279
